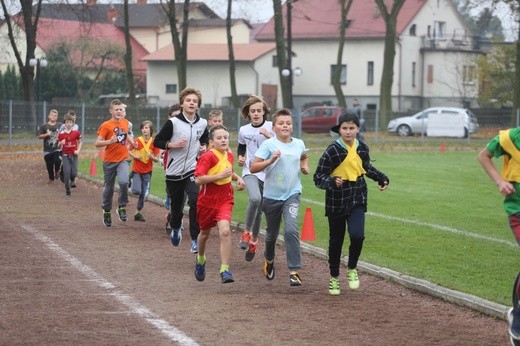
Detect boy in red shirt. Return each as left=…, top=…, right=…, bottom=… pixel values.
left=129, top=120, right=160, bottom=221
left=58, top=113, right=82, bottom=197
left=193, top=125, right=245, bottom=283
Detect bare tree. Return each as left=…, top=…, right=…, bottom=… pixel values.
left=494, top=0, right=520, bottom=125
left=162, top=0, right=190, bottom=92
left=226, top=0, right=239, bottom=108
left=272, top=0, right=290, bottom=108
left=0, top=0, right=43, bottom=104
left=332, top=0, right=353, bottom=108
left=374, top=0, right=405, bottom=130
left=123, top=0, right=135, bottom=105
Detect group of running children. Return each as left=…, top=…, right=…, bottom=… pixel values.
left=39, top=86, right=520, bottom=343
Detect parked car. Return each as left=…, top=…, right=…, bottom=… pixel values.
left=387, top=107, right=479, bottom=138
left=301, top=106, right=345, bottom=133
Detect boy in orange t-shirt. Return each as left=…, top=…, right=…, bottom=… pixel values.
left=95, top=99, right=131, bottom=227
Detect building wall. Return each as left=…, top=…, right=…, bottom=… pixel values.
left=146, top=54, right=278, bottom=107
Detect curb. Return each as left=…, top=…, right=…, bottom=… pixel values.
left=80, top=173, right=510, bottom=321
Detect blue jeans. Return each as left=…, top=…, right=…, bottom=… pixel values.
left=131, top=172, right=151, bottom=211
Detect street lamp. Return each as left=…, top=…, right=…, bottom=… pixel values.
left=29, top=57, right=48, bottom=102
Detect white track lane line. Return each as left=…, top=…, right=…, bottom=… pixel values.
left=22, top=225, right=199, bottom=346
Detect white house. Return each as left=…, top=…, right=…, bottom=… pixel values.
left=143, top=0, right=483, bottom=112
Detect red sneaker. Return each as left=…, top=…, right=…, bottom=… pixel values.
left=245, top=241, right=257, bottom=262
left=238, top=231, right=251, bottom=250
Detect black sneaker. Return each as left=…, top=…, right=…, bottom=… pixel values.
left=70, top=180, right=76, bottom=188
left=117, top=207, right=127, bottom=222
left=290, top=273, right=302, bottom=287
left=65, top=191, right=71, bottom=197
left=134, top=212, right=145, bottom=222
left=103, top=211, right=112, bottom=227
left=263, top=259, right=275, bottom=280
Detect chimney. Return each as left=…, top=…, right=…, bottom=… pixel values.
left=137, top=0, right=147, bottom=5
left=87, top=0, right=96, bottom=6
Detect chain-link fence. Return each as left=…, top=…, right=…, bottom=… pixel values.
left=0, top=99, right=517, bottom=147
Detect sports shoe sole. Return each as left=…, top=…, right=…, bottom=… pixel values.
left=220, top=271, right=234, bottom=284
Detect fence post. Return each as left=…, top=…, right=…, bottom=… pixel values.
left=8, top=100, right=13, bottom=149
left=156, top=105, right=161, bottom=131
left=81, top=103, right=86, bottom=134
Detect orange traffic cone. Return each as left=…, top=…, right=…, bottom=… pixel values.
left=301, top=207, right=316, bottom=241
left=89, top=158, right=97, bottom=176
left=440, top=143, right=446, bottom=153
left=98, top=147, right=105, bottom=159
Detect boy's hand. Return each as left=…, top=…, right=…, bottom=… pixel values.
left=238, top=155, right=246, bottom=167
left=300, top=165, right=309, bottom=175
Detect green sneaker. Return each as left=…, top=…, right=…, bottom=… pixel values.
left=134, top=212, right=145, bottom=222
left=347, top=268, right=360, bottom=290
left=117, top=206, right=127, bottom=222
left=328, top=277, right=340, bottom=295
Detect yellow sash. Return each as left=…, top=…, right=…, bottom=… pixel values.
left=499, top=129, right=520, bottom=182
left=331, top=139, right=366, bottom=182
left=135, top=136, right=152, bottom=164
left=207, top=149, right=232, bottom=185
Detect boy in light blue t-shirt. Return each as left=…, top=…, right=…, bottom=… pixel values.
left=250, top=108, right=309, bottom=287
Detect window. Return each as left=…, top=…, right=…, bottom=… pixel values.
left=412, top=62, right=416, bottom=87
left=463, top=65, right=476, bottom=84
left=427, top=65, right=433, bottom=84
left=272, top=55, right=278, bottom=67
left=165, top=84, right=177, bottom=94
left=409, top=24, right=416, bottom=36
left=367, top=61, right=374, bottom=85
left=330, top=64, right=346, bottom=85
left=434, top=21, right=445, bottom=40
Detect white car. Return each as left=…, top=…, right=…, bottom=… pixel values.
left=387, top=107, right=480, bottom=138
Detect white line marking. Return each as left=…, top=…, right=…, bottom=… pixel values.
left=300, top=197, right=516, bottom=248
left=22, top=225, right=199, bottom=346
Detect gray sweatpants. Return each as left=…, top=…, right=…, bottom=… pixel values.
left=243, top=174, right=264, bottom=238
left=262, top=193, right=302, bottom=272
left=102, top=160, right=129, bottom=211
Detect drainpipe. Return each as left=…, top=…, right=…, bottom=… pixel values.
left=397, top=39, right=402, bottom=112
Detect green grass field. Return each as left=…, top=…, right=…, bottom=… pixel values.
left=78, top=132, right=517, bottom=306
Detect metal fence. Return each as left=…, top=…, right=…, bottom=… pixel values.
left=1, top=99, right=518, bottom=146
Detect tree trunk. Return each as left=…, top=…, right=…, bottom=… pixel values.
left=332, top=0, right=353, bottom=109
left=123, top=0, right=136, bottom=105
left=273, top=0, right=290, bottom=109
left=513, top=21, right=520, bottom=126
left=164, top=0, right=189, bottom=93
left=375, top=0, right=405, bottom=130
left=226, top=0, right=239, bottom=108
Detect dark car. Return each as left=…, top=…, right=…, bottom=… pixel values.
left=301, top=106, right=345, bottom=133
